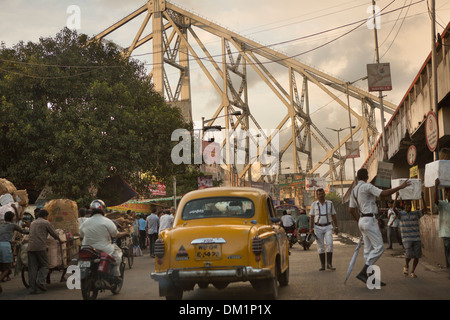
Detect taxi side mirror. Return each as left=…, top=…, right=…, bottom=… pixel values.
left=270, top=217, right=280, bottom=223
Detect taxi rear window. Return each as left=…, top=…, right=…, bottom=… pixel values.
left=182, top=197, right=255, bottom=220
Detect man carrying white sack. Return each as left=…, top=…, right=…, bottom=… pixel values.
left=435, top=178, right=450, bottom=280
left=349, top=168, right=411, bottom=286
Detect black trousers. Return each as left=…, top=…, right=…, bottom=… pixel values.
left=148, top=233, right=158, bottom=256
left=139, top=230, right=147, bottom=249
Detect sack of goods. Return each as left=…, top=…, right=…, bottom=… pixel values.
left=424, top=160, right=450, bottom=188
left=47, top=229, right=67, bottom=269
left=106, top=211, right=134, bottom=233
left=44, top=199, right=80, bottom=237
left=391, top=179, right=422, bottom=200
left=0, top=178, right=29, bottom=223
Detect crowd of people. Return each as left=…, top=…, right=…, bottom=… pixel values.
left=132, top=207, right=175, bottom=258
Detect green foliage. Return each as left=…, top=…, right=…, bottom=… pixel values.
left=0, top=28, right=190, bottom=207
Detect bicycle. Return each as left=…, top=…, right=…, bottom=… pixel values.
left=119, top=234, right=134, bottom=269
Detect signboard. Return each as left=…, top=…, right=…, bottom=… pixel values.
left=367, top=63, right=392, bottom=91
left=407, top=145, right=417, bottom=166
left=425, top=111, right=438, bottom=152
left=305, top=177, right=326, bottom=191
left=373, top=161, right=394, bottom=188
left=110, top=201, right=152, bottom=213
left=410, top=165, right=418, bottom=178
left=198, top=176, right=213, bottom=189
left=345, top=141, right=360, bottom=158
left=149, top=182, right=166, bottom=196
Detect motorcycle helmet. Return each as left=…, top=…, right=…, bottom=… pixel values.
left=306, top=233, right=315, bottom=244
left=90, top=199, right=107, bottom=215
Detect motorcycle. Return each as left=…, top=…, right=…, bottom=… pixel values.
left=298, top=228, right=314, bottom=250
left=285, top=226, right=297, bottom=248
left=77, top=245, right=125, bottom=300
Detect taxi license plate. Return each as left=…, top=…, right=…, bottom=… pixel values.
left=78, top=261, right=91, bottom=268
left=195, top=244, right=222, bottom=260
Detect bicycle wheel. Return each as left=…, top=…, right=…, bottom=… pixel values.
left=127, top=243, right=134, bottom=269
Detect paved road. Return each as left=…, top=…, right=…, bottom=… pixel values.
left=1, top=234, right=449, bottom=301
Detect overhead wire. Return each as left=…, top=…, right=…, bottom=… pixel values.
left=0, top=0, right=427, bottom=79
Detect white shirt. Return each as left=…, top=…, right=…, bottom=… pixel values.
left=281, top=214, right=296, bottom=228
left=80, top=214, right=118, bottom=256
left=146, top=213, right=159, bottom=234
left=309, top=200, right=336, bottom=224
left=159, top=214, right=174, bottom=234
left=387, top=208, right=399, bottom=227
left=349, top=180, right=382, bottom=215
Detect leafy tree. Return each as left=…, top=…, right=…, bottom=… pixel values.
left=0, top=28, right=190, bottom=207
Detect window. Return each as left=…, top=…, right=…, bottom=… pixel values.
left=182, top=197, right=255, bottom=220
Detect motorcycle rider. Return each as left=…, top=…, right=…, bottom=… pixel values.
left=281, top=210, right=296, bottom=235
left=296, top=207, right=310, bottom=232
left=79, top=200, right=127, bottom=282
left=296, top=207, right=311, bottom=248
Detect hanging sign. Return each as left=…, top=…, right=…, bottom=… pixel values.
left=407, top=145, right=417, bottom=166
left=367, top=63, right=392, bottom=91
left=425, top=111, right=438, bottom=152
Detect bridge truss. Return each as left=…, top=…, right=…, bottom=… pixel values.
left=92, top=0, right=397, bottom=185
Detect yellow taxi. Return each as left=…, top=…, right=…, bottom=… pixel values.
left=150, top=187, right=289, bottom=300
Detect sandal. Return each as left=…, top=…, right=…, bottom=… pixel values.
left=410, top=273, right=417, bottom=278
left=403, top=266, right=409, bottom=275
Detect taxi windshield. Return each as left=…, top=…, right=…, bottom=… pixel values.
left=182, top=197, right=255, bottom=220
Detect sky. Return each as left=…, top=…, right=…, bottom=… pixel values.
left=1, top=0, right=450, bottom=180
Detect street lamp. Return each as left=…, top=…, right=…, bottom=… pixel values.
left=327, top=126, right=356, bottom=203
left=202, top=111, right=242, bottom=131
left=201, top=110, right=242, bottom=186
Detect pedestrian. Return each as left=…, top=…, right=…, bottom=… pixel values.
left=27, top=209, right=61, bottom=294
left=159, top=209, right=174, bottom=234
left=146, top=208, right=159, bottom=258
left=0, top=211, right=28, bottom=293
left=434, top=178, right=450, bottom=280
left=309, top=188, right=339, bottom=271
left=349, top=168, right=411, bottom=286
left=394, top=192, right=428, bottom=278
left=386, top=200, right=403, bottom=249
left=138, top=213, right=147, bottom=250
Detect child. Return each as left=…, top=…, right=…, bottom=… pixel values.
left=393, top=192, right=428, bottom=278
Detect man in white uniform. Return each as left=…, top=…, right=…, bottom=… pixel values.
left=309, top=188, right=339, bottom=271
left=349, top=168, right=410, bottom=286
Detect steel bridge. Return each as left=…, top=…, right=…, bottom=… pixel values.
left=92, top=0, right=397, bottom=185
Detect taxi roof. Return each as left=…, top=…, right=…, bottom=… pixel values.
left=181, top=187, right=268, bottom=201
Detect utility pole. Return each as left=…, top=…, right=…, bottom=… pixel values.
left=431, top=0, right=440, bottom=161
left=372, top=0, right=388, bottom=160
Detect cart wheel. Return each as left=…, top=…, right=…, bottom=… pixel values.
left=21, top=267, right=29, bottom=288
left=127, top=243, right=134, bottom=269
